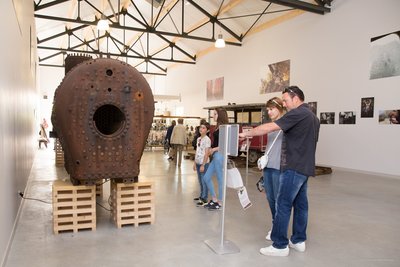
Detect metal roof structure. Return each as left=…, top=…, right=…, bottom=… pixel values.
left=34, top=0, right=332, bottom=75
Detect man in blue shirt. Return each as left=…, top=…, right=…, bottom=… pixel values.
left=239, top=86, right=320, bottom=256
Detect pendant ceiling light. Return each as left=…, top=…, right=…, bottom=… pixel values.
left=215, top=34, right=225, bottom=48
left=97, top=15, right=109, bottom=31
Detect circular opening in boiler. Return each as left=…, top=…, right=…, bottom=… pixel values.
left=93, top=104, right=125, bottom=136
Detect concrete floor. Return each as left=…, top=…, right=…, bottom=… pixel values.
left=4, top=148, right=400, bottom=267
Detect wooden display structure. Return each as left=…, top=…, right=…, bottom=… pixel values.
left=52, top=180, right=96, bottom=234
left=54, top=139, right=65, bottom=166
left=95, top=181, right=103, bottom=197
left=110, top=181, right=155, bottom=228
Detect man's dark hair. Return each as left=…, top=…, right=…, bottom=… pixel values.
left=283, top=86, right=305, bottom=101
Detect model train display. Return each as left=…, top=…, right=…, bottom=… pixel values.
left=52, top=57, right=154, bottom=185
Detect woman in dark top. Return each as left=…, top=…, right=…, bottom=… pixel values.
left=203, top=108, right=229, bottom=210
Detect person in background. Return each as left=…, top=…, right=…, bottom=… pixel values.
left=239, top=86, right=320, bottom=257
left=170, top=118, right=187, bottom=167
left=165, top=120, right=176, bottom=159
left=42, top=118, right=48, bottom=129
left=193, top=122, right=211, bottom=206
left=262, top=97, right=285, bottom=241
left=192, top=118, right=207, bottom=150
left=203, top=108, right=229, bottom=211
left=186, top=125, right=195, bottom=148
left=38, top=118, right=49, bottom=149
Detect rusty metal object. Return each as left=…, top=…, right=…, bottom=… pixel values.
left=52, top=58, right=154, bottom=185
left=64, top=53, right=92, bottom=74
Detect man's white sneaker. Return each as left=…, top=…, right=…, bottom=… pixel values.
left=265, top=230, right=271, bottom=241
left=289, top=240, right=306, bottom=252
left=259, top=245, right=289, bottom=257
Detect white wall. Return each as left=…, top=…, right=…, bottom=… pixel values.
left=164, top=0, right=400, bottom=177
left=38, top=66, right=64, bottom=130
left=0, top=0, right=38, bottom=265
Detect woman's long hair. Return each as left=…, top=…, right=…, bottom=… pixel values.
left=215, top=108, right=229, bottom=128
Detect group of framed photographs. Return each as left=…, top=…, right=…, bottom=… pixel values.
left=310, top=30, right=399, bottom=125
left=308, top=97, right=399, bottom=125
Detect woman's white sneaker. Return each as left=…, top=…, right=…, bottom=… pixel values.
left=259, top=245, right=289, bottom=256
left=289, top=240, right=306, bottom=252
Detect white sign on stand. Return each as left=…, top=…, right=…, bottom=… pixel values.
left=204, top=124, right=240, bottom=255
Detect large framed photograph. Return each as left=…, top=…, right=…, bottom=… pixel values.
left=370, top=30, right=400, bottom=80
left=260, top=60, right=290, bottom=94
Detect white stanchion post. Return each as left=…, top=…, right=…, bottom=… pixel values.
left=204, top=125, right=240, bottom=255
left=245, top=137, right=250, bottom=186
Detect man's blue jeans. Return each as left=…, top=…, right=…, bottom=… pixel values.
left=195, top=163, right=209, bottom=200
left=203, top=152, right=224, bottom=201
left=263, top=168, right=280, bottom=220
left=271, top=169, right=308, bottom=249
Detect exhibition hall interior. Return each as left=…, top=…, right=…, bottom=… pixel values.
left=0, top=0, right=399, bottom=266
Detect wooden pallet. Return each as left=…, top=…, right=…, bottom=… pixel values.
left=54, top=139, right=65, bottom=166
left=110, top=181, right=155, bottom=228
left=95, top=181, right=103, bottom=197
left=52, top=180, right=96, bottom=234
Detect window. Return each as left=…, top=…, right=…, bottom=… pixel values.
left=251, top=111, right=262, bottom=124
left=236, top=112, right=249, bottom=123
left=227, top=111, right=235, bottom=123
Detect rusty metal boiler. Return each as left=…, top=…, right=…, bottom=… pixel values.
left=52, top=58, right=154, bottom=185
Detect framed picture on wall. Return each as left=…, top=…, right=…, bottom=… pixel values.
left=206, top=77, right=224, bottom=101
left=370, top=30, right=400, bottom=80
left=259, top=59, right=290, bottom=94
left=320, top=112, right=335, bottom=124
left=361, top=97, right=374, bottom=118
left=379, top=109, right=400, bottom=124
left=308, top=102, right=317, bottom=115
left=206, top=79, right=213, bottom=101
left=339, top=111, right=356, bottom=124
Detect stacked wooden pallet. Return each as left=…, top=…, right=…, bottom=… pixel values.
left=52, top=180, right=96, bottom=234
left=54, top=139, right=64, bottom=166
left=95, top=181, right=103, bottom=197
left=110, top=181, right=155, bottom=228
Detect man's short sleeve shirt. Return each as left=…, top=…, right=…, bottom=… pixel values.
left=275, top=103, right=320, bottom=176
